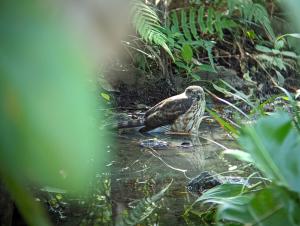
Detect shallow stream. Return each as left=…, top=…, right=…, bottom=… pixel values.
left=109, top=121, right=245, bottom=225
left=38, top=120, right=246, bottom=226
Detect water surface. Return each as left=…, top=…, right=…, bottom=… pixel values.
left=110, top=121, right=244, bottom=225
left=36, top=120, right=246, bottom=225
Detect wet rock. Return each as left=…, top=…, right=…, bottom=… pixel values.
left=187, top=171, right=249, bottom=195
left=139, top=138, right=169, bottom=149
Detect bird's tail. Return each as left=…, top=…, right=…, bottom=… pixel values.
left=117, top=118, right=145, bottom=129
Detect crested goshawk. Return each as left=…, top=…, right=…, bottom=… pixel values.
left=118, top=86, right=206, bottom=134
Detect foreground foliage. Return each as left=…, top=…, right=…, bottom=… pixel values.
left=0, top=0, right=108, bottom=225
left=128, top=0, right=299, bottom=89
left=195, top=112, right=300, bottom=225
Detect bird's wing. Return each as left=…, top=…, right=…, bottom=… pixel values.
left=143, top=94, right=193, bottom=130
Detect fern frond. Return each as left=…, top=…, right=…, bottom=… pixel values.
left=189, top=8, right=199, bottom=40
left=227, top=0, right=275, bottom=40
left=186, top=39, right=216, bottom=71
left=256, top=54, right=286, bottom=71
left=181, top=9, right=192, bottom=41
left=197, top=7, right=206, bottom=33
left=202, top=40, right=216, bottom=71
left=166, top=7, right=222, bottom=70
left=168, top=7, right=236, bottom=40
left=121, top=180, right=172, bottom=225
left=207, top=8, right=215, bottom=34
left=131, top=0, right=174, bottom=60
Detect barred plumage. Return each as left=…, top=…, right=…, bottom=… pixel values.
left=118, top=86, right=205, bottom=134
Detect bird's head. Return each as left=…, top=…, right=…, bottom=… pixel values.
left=184, top=86, right=205, bottom=101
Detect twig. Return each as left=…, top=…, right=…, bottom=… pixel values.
left=146, top=148, right=189, bottom=179
left=205, top=88, right=250, bottom=119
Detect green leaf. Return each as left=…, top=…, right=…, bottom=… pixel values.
left=55, top=194, right=63, bottom=200
left=199, top=64, right=216, bottom=72
left=101, top=92, right=110, bottom=101
left=212, top=83, right=232, bottom=97
left=271, top=49, right=281, bottom=55
left=191, top=73, right=200, bottom=81
left=281, top=51, right=299, bottom=59
left=243, top=71, right=257, bottom=85
left=131, top=0, right=174, bottom=60
left=227, top=1, right=275, bottom=39
left=223, top=149, right=254, bottom=163
left=246, top=30, right=256, bottom=39
left=189, top=7, right=199, bottom=40
left=217, top=186, right=300, bottom=226
left=170, top=11, right=180, bottom=33
left=277, top=33, right=300, bottom=42
left=215, top=13, right=223, bottom=39
left=195, top=184, right=247, bottom=204
left=0, top=1, right=108, bottom=225
left=206, top=108, right=239, bottom=135
left=274, top=39, right=285, bottom=50
left=195, top=184, right=300, bottom=225
left=221, top=18, right=237, bottom=30
left=203, top=41, right=216, bottom=71
left=181, top=44, right=193, bottom=63
left=255, top=45, right=272, bottom=53
left=285, top=33, right=300, bottom=38
left=216, top=195, right=253, bottom=224
left=275, top=71, right=285, bottom=86
left=246, top=187, right=293, bottom=225
left=207, top=8, right=214, bottom=34
left=197, top=7, right=206, bottom=33
left=175, top=61, right=190, bottom=70
left=181, top=9, right=192, bottom=41
left=256, top=54, right=286, bottom=71
left=220, top=79, right=254, bottom=107
left=239, top=112, right=300, bottom=192
left=273, top=57, right=286, bottom=71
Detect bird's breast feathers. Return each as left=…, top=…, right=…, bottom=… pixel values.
left=171, top=98, right=205, bottom=133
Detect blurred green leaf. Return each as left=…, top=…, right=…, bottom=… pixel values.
left=199, top=64, right=216, bottom=72
left=255, top=45, right=272, bottom=53
left=0, top=2, right=103, bottom=191
left=0, top=0, right=108, bottom=225
left=274, top=39, right=285, bottom=50
left=206, top=108, right=239, bottom=135
left=55, top=194, right=63, bottom=200
left=186, top=183, right=249, bottom=217
left=195, top=184, right=247, bottom=204
left=239, top=112, right=300, bottom=192
left=223, top=149, right=254, bottom=163
left=191, top=73, right=201, bottom=81
left=175, top=61, right=191, bottom=71
left=246, top=30, right=256, bottom=39
left=217, top=186, right=300, bottom=226
left=181, top=44, right=193, bottom=63
left=193, top=179, right=300, bottom=225
left=281, top=51, right=299, bottom=58
left=216, top=196, right=253, bottom=224
left=276, top=33, right=300, bottom=42
left=101, top=92, right=111, bottom=101
left=276, top=71, right=285, bottom=86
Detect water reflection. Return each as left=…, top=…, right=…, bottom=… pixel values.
left=110, top=121, right=240, bottom=225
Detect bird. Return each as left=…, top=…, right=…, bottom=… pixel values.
left=117, top=86, right=206, bottom=134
